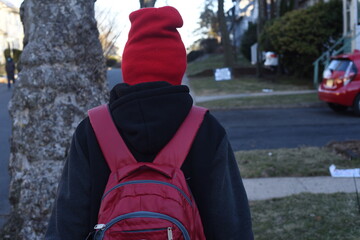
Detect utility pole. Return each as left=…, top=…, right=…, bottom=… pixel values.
left=256, top=0, right=264, bottom=77
left=231, top=3, right=237, bottom=63
left=218, top=0, right=234, bottom=67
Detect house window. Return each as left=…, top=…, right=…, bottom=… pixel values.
left=358, top=0, right=360, bottom=24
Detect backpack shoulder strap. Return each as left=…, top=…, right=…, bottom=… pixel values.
left=88, top=104, right=137, bottom=171
left=153, top=106, right=208, bottom=168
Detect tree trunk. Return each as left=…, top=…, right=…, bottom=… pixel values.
left=294, top=0, right=299, bottom=9
left=1, top=0, right=108, bottom=239
left=218, top=0, right=234, bottom=67
left=139, top=0, right=156, bottom=8
left=276, top=0, right=282, bottom=17
left=256, top=0, right=264, bottom=77
left=270, top=0, right=275, bottom=19
left=263, top=0, right=268, bottom=20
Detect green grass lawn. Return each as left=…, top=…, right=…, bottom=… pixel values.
left=236, top=143, right=360, bottom=239
left=189, top=76, right=313, bottom=96
left=187, top=53, right=313, bottom=95
left=236, top=146, right=360, bottom=178
left=197, top=93, right=322, bottom=109
left=251, top=193, right=360, bottom=240
left=186, top=53, right=253, bottom=76
left=237, top=144, right=360, bottom=239
left=187, top=53, right=318, bottom=109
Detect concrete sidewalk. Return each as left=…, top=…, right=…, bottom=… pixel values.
left=243, top=176, right=360, bottom=201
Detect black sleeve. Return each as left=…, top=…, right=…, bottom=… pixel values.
left=185, top=112, right=254, bottom=240
left=205, top=136, right=254, bottom=240
left=45, top=128, right=92, bottom=240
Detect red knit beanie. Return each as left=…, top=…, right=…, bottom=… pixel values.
left=122, top=6, right=186, bottom=85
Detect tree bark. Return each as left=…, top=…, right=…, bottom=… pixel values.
left=276, top=0, right=282, bottom=17
left=263, top=0, right=268, bottom=20
left=294, top=0, right=299, bottom=9
left=1, top=0, right=108, bottom=239
left=270, top=0, right=275, bottom=19
left=256, top=0, right=264, bottom=77
left=218, top=0, right=234, bottom=67
left=139, top=0, right=156, bottom=8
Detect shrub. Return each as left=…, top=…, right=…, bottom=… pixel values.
left=12, top=49, right=22, bottom=63
left=200, top=38, right=219, bottom=54
left=187, top=50, right=205, bottom=63
left=3, top=48, right=22, bottom=63
left=187, top=38, right=219, bottom=63
left=261, top=0, right=342, bottom=77
left=106, top=56, right=120, bottom=68
left=3, top=49, right=11, bottom=60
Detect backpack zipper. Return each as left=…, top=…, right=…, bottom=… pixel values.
left=95, top=211, right=190, bottom=240
left=167, top=227, right=173, bottom=240
left=94, top=226, right=173, bottom=240
left=101, top=180, right=192, bottom=205
left=121, top=227, right=167, bottom=233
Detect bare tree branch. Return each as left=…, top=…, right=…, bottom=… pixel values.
left=95, top=6, right=123, bottom=58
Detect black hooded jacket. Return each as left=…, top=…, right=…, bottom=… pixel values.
left=46, top=82, right=253, bottom=240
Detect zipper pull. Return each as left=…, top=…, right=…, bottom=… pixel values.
left=94, top=224, right=106, bottom=230
left=167, top=227, right=173, bottom=240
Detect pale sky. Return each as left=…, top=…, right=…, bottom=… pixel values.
left=9, top=0, right=233, bottom=54
left=95, top=0, right=206, bottom=53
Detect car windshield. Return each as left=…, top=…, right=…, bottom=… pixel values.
left=328, top=59, right=353, bottom=71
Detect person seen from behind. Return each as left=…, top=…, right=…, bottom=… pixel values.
left=46, top=6, right=253, bottom=240
left=5, top=57, right=15, bottom=89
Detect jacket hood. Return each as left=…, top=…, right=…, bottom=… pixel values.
left=108, top=82, right=193, bottom=161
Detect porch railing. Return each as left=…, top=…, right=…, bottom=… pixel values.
left=312, top=32, right=360, bottom=87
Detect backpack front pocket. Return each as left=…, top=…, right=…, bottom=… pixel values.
left=108, top=227, right=178, bottom=240
left=95, top=211, right=190, bottom=240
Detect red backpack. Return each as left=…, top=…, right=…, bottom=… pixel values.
left=88, top=105, right=207, bottom=240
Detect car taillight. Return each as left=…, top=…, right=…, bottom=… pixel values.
left=343, top=62, right=356, bottom=85
left=333, top=76, right=352, bottom=87
left=335, top=78, right=343, bottom=85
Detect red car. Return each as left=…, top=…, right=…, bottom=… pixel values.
left=318, top=50, right=360, bottom=116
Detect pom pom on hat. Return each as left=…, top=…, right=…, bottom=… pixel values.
left=122, top=6, right=186, bottom=85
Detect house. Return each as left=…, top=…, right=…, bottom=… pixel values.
left=0, top=0, right=23, bottom=64
left=228, top=0, right=331, bottom=48
left=227, top=0, right=258, bottom=48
